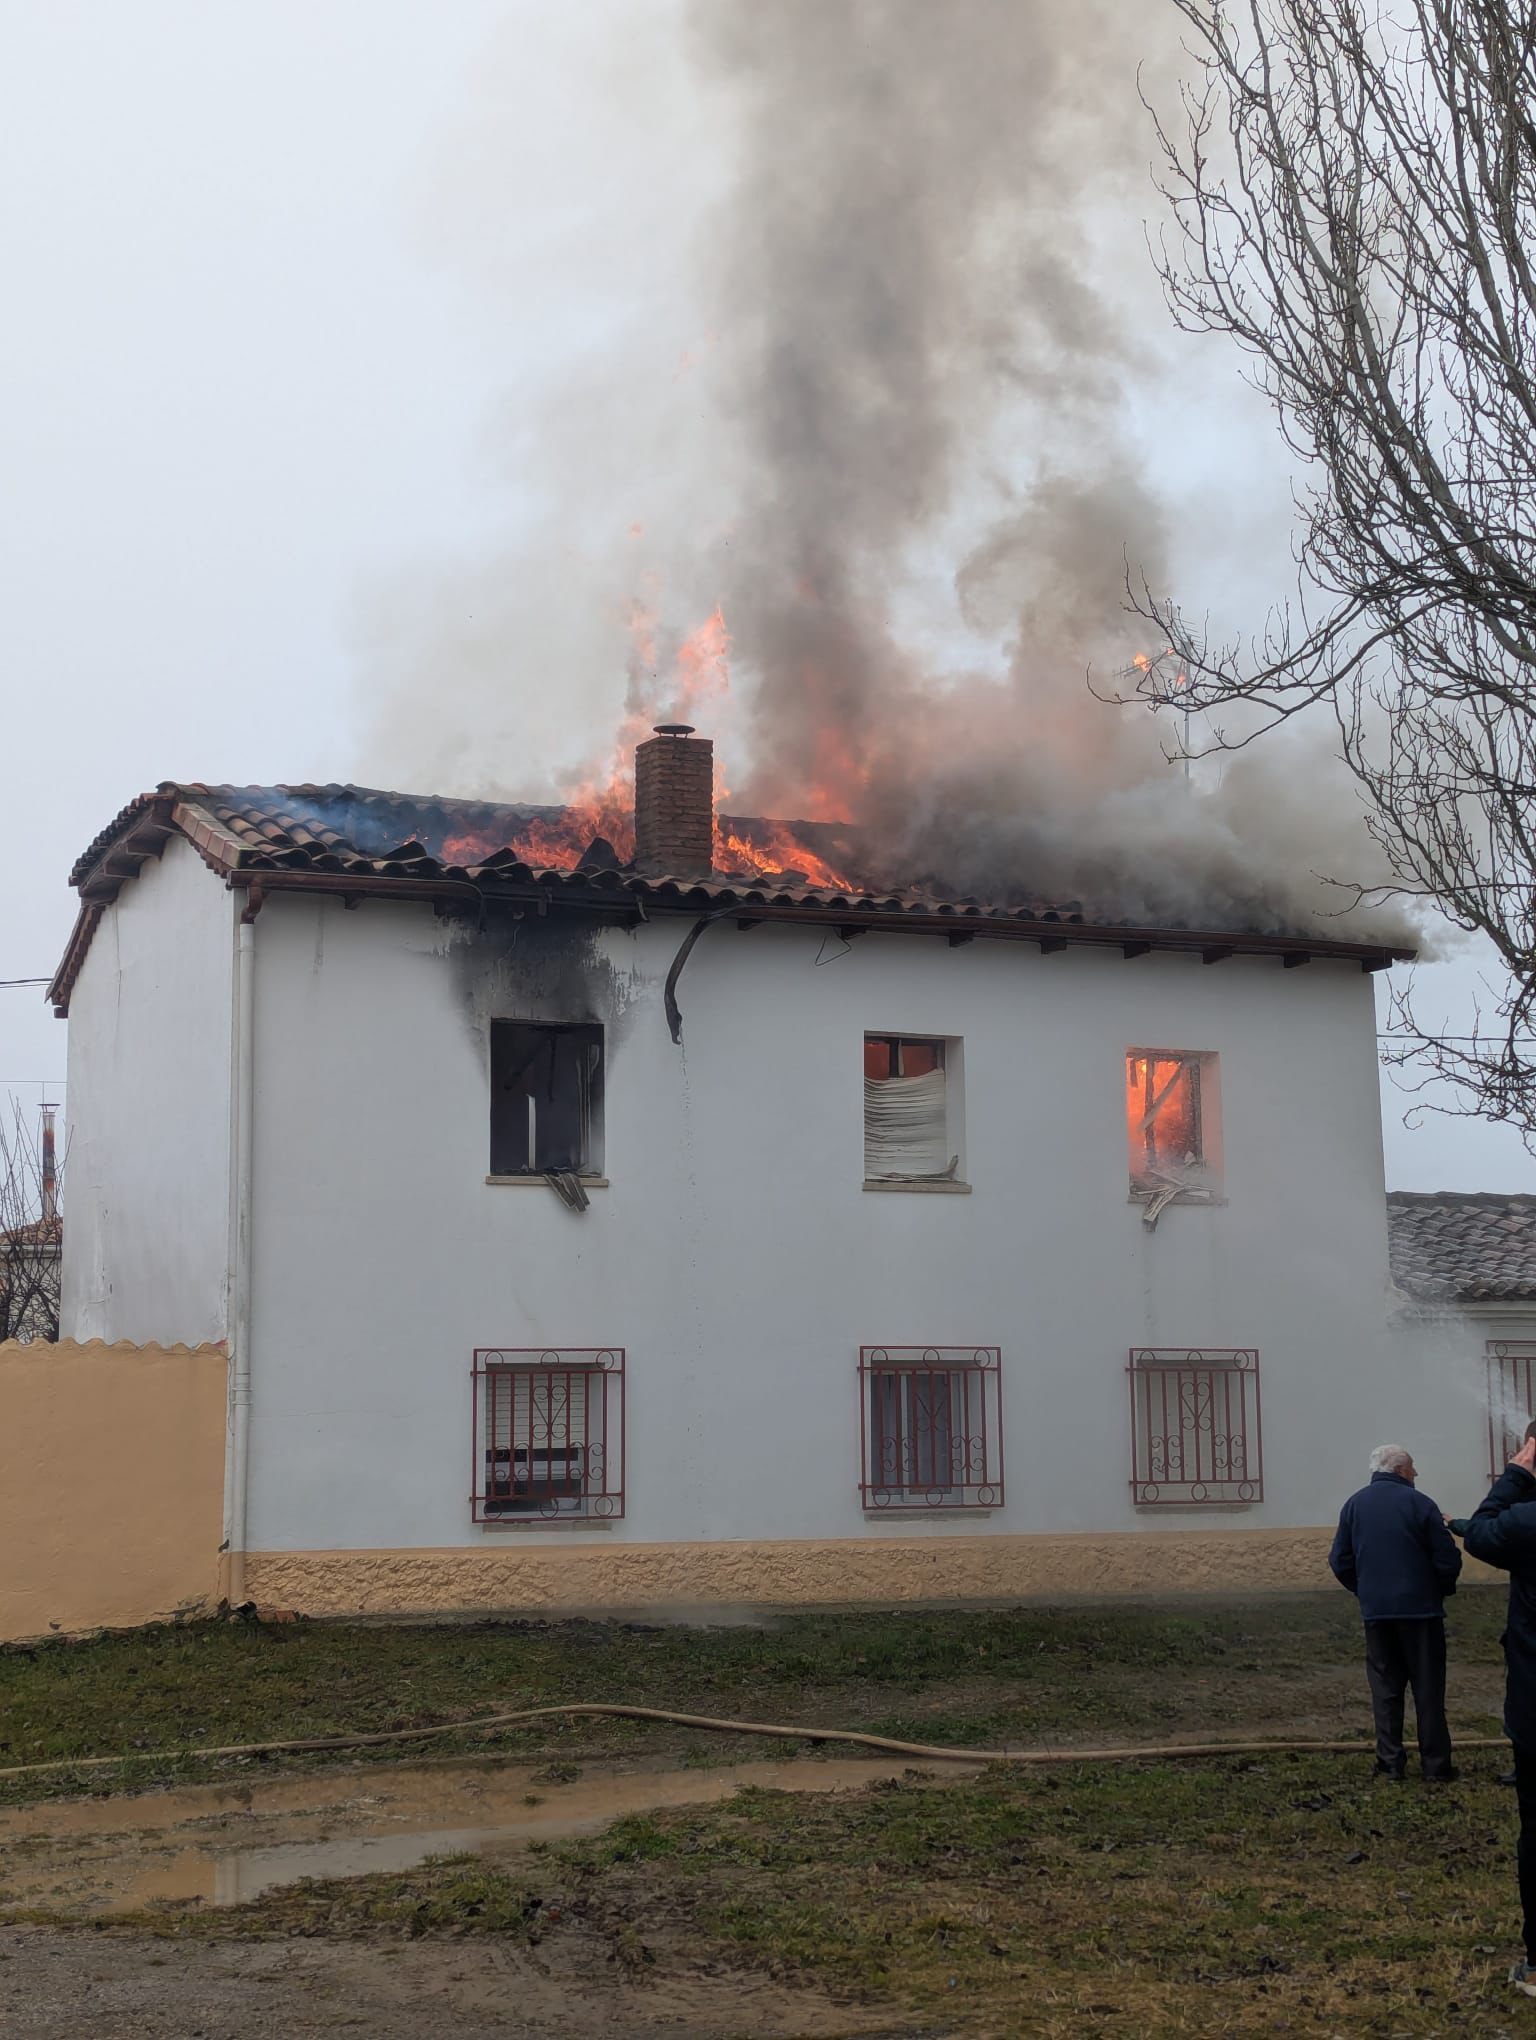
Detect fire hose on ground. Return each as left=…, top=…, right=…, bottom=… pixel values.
left=0, top=1703, right=1511, bottom=1784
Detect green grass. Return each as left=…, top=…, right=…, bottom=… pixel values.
left=90, top=1753, right=1533, bottom=2033
left=2, top=1594, right=1523, bottom=2032
left=0, top=1592, right=1507, bottom=1806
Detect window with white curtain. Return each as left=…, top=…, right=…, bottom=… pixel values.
left=863, top=1035, right=957, bottom=1181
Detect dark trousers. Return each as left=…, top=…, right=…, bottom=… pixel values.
left=1364, top=1618, right=1452, bottom=1777
left=1515, top=1745, right=1536, bottom=1962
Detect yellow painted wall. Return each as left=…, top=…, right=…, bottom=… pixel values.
left=0, top=1340, right=227, bottom=1642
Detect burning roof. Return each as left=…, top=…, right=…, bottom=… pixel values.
left=49, top=763, right=1413, bottom=1018
left=64, top=777, right=1083, bottom=916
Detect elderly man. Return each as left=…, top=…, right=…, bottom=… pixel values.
left=1329, top=1444, right=1461, bottom=1781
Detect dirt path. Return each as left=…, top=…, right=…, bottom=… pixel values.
left=0, top=1923, right=937, bottom=2039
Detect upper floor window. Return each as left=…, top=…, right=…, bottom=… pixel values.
left=1126, top=1050, right=1221, bottom=1217
left=864, top=1035, right=959, bottom=1184
left=491, top=1022, right=604, bottom=1178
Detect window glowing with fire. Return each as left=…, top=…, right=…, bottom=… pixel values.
left=1125, top=1051, right=1220, bottom=1206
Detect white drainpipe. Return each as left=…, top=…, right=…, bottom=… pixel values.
left=222, top=897, right=258, bottom=1607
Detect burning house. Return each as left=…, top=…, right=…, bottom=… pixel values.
left=49, top=725, right=1440, bottom=1615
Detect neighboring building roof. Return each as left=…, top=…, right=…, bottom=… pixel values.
left=48, top=779, right=1415, bottom=1015
left=1387, top=1191, right=1536, bottom=1304
left=0, top=1217, right=61, bottom=1252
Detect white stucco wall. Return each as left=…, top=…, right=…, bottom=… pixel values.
left=241, top=893, right=1408, bottom=1553
left=61, top=837, right=235, bottom=1344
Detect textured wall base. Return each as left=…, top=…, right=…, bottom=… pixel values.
left=247, top=1527, right=1358, bottom=1617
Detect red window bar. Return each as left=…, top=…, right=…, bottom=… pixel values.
left=858, top=1347, right=1003, bottom=1510
left=471, top=1348, right=624, bottom=1525
left=1127, top=1348, right=1262, bottom=1505
left=1487, top=1341, right=1536, bottom=1477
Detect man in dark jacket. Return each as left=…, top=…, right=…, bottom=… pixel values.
left=1455, top=1431, right=1536, bottom=1996
left=1329, top=1443, right=1461, bottom=1780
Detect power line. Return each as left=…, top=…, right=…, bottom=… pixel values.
left=0, top=978, right=49, bottom=989
left=1379, top=1033, right=1536, bottom=1044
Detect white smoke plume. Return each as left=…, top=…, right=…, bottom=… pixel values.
left=359, top=0, right=1417, bottom=942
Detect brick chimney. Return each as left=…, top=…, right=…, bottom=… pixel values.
left=633, top=724, right=715, bottom=875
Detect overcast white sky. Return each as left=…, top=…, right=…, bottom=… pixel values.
left=1, top=1, right=1531, bottom=1196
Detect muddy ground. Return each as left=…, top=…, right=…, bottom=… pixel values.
left=0, top=1754, right=956, bottom=2035
left=0, top=1752, right=967, bottom=1915
left=0, top=1595, right=1516, bottom=2035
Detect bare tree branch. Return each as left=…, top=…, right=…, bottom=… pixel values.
left=1135, top=0, right=1536, bottom=1143
left=0, top=1106, right=62, bottom=1343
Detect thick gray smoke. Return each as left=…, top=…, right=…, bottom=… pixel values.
left=362, top=0, right=1416, bottom=942
left=692, top=0, right=1166, bottom=809
left=688, top=0, right=1407, bottom=936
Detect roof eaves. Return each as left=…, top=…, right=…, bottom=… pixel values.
left=46, top=901, right=104, bottom=1018
left=211, top=859, right=1413, bottom=968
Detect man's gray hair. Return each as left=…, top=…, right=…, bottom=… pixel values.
left=1369, top=1443, right=1414, bottom=1475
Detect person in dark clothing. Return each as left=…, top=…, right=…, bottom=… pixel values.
left=1453, top=1431, right=1536, bottom=1997
left=1329, top=1443, right=1461, bottom=1781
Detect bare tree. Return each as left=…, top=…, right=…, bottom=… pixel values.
left=0, top=1105, right=61, bottom=1343
left=1137, top=1, right=1536, bottom=1139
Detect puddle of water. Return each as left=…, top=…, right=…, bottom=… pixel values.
left=0, top=1754, right=972, bottom=1915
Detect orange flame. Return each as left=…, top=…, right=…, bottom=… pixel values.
left=716, top=825, right=854, bottom=892
left=435, top=603, right=860, bottom=890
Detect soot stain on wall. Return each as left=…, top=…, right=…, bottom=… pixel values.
left=440, top=908, right=647, bottom=1073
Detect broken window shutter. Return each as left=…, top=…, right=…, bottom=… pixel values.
left=864, top=1067, right=949, bottom=1178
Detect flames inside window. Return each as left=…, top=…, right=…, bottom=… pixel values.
left=864, top=1036, right=954, bottom=1181
left=1127, top=1053, right=1206, bottom=1192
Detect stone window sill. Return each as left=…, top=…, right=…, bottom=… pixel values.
left=485, top=1175, right=610, bottom=1189
left=860, top=1506, right=997, bottom=1517
left=863, top=1178, right=972, bottom=1195
left=478, top=1516, right=619, bottom=1531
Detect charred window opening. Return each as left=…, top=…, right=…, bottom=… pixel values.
left=491, top=1022, right=604, bottom=1177
left=1126, top=1051, right=1219, bottom=1217
left=864, top=1035, right=957, bottom=1182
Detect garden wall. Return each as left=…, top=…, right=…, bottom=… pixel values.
left=0, top=1340, right=226, bottom=1642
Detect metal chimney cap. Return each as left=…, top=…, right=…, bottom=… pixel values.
left=652, top=722, right=696, bottom=737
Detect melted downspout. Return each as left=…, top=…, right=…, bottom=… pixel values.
left=222, top=887, right=260, bottom=1607
left=663, top=908, right=735, bottom=1046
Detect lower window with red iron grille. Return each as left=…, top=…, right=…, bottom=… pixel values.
left=859, top=1346, right=1003, bottom=1510
left=471, top=1348, right=624, bottom=1524
left=1128, top=1348, right=1261, bottom=1505
left=1487, top=1340, right=1536, bottom=1478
